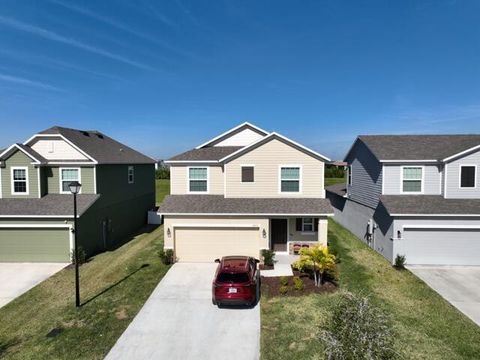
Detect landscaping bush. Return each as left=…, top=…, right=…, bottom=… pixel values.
left=279, top=276, right=289, bottom=286
left=158, top=249, right=175, bottom=265
left=293, top=276, right=304, bottom=291
left=292, top=245, right=336, bottom=286
left=394, top=254, right=406, bottom=270
left=261, top=249, right=276, bottom=267
left=279, top=285, right=289, bottom=295
left=70, top=246, right=87, bottom=265
left=319, top=292, right=397, bottom=360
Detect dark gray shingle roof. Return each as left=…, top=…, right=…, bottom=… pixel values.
left=39, top=126, right=155, bottom=164
left=380, top=195, right=480, bottom=215
left=15, top=144, right=47, bottom=163
left=325, top=183, right=347, bottom=197
left=358, top=135, right=480, bottom=161
left=0, top=194, right=99, bottom=217
left=158, top=195, right=333, bottom=215
left=168, top=146, right=243, bottom=161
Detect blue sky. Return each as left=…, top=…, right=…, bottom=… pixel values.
left=1, top=0, right=480, bottom=160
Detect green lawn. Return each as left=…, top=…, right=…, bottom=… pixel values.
left=261, top=219, right=480, bottom=360
left=156, top=179, right=170, bottom=205
left=0, top=225, right=169, bottom=360
left=324, top=177, right=345, bottom=187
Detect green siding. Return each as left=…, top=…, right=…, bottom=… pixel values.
left=44, top=166, right=95, bottom=194
left=1, top=150, right=39, bottom=198
left=0, top=228, right=70, bottom=262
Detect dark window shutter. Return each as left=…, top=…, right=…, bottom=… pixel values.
left=241, top=166, right=254, bottom=182
left=296, top=218, right=302, bottom=231
left=314, top=218, right=319, bottom=232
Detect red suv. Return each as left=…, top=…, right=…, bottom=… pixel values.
left=212, top=256, right=260, bottom=307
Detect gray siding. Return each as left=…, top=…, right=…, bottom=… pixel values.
left=445, top=148, right=480, bottom=198
left=383, top=164, right=442, bottom=195
left=346, top=140, right=382, bottom=209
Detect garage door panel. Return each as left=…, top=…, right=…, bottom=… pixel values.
left=402, top=228, right=480, bottom=265
left=0, top=228, right=70, bottom=262
left=175, top=227, right=260, bottom=262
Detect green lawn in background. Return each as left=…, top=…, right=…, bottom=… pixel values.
left=156, top=179, right=170, bottom=205
left=324, top=177, right=345, bottom=187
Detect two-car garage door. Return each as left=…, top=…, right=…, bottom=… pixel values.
left=174, top=227, right=260, bottom=262
left=402, top=228, right=480, bottom=265
left=0, top=228, right=71, bottom=262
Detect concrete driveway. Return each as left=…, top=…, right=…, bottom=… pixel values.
left=408, top=266, right=480, bottom=326
left=0, top=263, right=67, bottom=308
left=105, top=263, right=260, bottom=360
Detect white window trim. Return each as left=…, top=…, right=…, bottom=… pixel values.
left=400, top=165, right=424, bottom=194
left=187, top=166, right=209, bottom=193
left=59, top=167, right=81, bottom=194
left=278, top=165, right=302, bottom=194
left=459, top=164, right=477, bottom=189
left=301, top=217, right=315, bottom=234
left=11, top=166, right=29, bottom=195
left=240, top=164, right=255, bottom=184
left=128, top=165, right=135, bottom=184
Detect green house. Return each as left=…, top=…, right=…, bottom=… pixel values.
left=0, top=126, right=156, bottom=262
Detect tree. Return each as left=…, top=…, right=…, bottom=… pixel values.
left=292, top=245, right=336, bottom=286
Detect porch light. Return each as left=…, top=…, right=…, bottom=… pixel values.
left=167, top=228, right=171, bottom=238
left=262, top=229, right=267, bottom=238
left=68, top=181, right=82, bottom=195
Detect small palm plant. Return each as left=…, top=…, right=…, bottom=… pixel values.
left=292, top=245, right=336, bottom=286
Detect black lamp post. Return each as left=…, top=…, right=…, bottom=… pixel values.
left=69, top=181, right=82, bottom=308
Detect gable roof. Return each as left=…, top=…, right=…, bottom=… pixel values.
left=195, top=122, right=269, bottom=149
left=345, top=135, right=480, bottom=162
left=168, top=146, right=242, bottom=162
left=0, top=143, right=47, bottom=164
left=28, top=126, right=155, bottom=164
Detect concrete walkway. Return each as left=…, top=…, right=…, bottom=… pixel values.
left=408, top=266, right=480, bottom=326
left=261, top=253, right=298, bottom=277
left=0, top=263, right=67, bottom=308
left=105, top=263, right=260, bottom=360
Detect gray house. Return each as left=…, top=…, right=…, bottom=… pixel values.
left=327, top=135, right=480, bottom=266
left=0, top=126, right=156, bottom=262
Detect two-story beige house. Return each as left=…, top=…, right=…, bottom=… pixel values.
left=158, top=122, right=333, bottom=262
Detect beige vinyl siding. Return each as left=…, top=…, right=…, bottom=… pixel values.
left=1, top=150, right=39, bottom=198
left=45, top=166, right=95, bottom=194
left=225, top=139, right=325, bottom=198
left=30, top=138, right=89, bottom=160
left=170, top=165, right=224, bottom=195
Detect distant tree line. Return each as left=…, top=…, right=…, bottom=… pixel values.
left=325, top=164, right=345, bottom=178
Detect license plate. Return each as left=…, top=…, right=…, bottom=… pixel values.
left=228, top=288, right=237, bottom=294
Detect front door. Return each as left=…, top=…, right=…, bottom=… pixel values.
left=271, top=219, right=288, bottom=252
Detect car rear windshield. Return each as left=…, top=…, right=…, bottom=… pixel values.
left=217, top=272, right=249, bottom=283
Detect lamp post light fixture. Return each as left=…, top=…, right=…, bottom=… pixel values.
left=69, top=181, right=82, bottom=308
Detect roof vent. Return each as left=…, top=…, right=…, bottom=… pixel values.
left=97, top=133, right=104, bottom=139
left=81, top=131, right=90, bottom=137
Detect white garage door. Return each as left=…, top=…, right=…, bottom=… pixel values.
left=402, top=228, right=480, bottom=265
left=174, top=227, right=260, bottom=262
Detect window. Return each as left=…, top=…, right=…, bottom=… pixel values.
left=189, top=167, right=208, bottom=192
left=60, top=168, right=80, bottom=193
left=12, top=167, right=28, bottom=194
left=241, top=166, right=254, bottom=183
left=280, top=166, right=300, bottom=192
left=347, top=165, right=352, bottom=186
left=128, top=166, right=134, bottom=184
left=460, top=165, right=476, bottom=188
left=302, top=218, right=314, bottom=232
left=402, top=166, right=422, bottom=193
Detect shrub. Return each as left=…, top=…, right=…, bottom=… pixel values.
left=320, top=292, right=397, bottom=360
left=394, top=254, right=406, bottom=270
left=261, top=249, right=276, bottom=267
left=293, top=276, right=304, bottom=291
left=279, top=285, right=288, bottom=295
left=159, top=249, right=175, bottom=265
left=279, top=276, right=289, bottom=286
left=70, top=246, right=87, bottom=265
left=292, top=245, right=336, bottom=286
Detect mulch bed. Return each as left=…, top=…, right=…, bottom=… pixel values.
left=261, top=273, right=337, bottom=297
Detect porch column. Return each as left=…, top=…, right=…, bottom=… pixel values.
left=317, top=218, right=328, bottom=246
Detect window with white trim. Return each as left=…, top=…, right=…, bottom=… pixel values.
left=128, top=166, right=134, bottom=184
left=460, top=165, right=476, bottom=188
left=60, top=168, right=80, bottom=193
left=280, top=167, right=300, bottom=192
left=402, top=167, right=422, bottom=193
left=189, top=167, right=208, bottom=192
left=302, top=218, right=314, bottom=232
left=12, top=168, right=28, bottom=194
left=347, top=165, right=352, bottom=186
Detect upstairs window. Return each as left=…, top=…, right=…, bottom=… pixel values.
left=402, top=166, right=422, bottom=193
left=460, top=165, right=476, bottom=188
left=189, top=167, right=208, bottom=192
left=60, top=168, right=80, bottom=193
left=280, top=166, right=300, bottom=192
left=128, top=166, right=135, bottom=184
left=347, top=165, right=352, bottom=186
left=12, top=167, right=28, bottom=194
left=241, top=166, right=254, bottom=183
